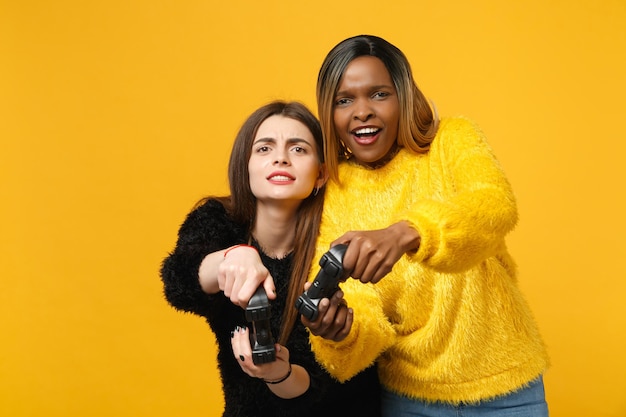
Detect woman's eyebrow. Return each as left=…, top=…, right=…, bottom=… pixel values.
left=336, top=84, right=394, bottom=96
left=253, top=137, right=312, bottom=145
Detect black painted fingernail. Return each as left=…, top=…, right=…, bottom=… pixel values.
left=239, top=355, right=245, bottom=362
left=230, top=331, right=234, bottom=338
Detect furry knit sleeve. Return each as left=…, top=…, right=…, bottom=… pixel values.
left=160, top=198, right=246, bottom=317
left=397, top=117, right=519, bottom=272
left=309, top=279, right=396, bottom=382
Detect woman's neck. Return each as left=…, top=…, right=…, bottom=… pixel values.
left=252, top=202, right=298, bottom=259
left=354, top=142, right=400, bottom=170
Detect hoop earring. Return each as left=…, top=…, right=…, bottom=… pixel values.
left=313, top=187, right=320, bottom=196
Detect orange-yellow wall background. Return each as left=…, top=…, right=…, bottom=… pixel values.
left=1, top=1, right=625, bottom=416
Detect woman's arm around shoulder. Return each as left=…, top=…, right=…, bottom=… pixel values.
left=160, top=198, right=247, bottom=314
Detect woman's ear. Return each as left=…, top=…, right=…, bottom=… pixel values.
left=316, top=164, right=329, bottom=188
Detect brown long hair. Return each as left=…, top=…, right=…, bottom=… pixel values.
left=317, top=35, right=440, bottom=182
left=209, top=101, right=325, bottom=345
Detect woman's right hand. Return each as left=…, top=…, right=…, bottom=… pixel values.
left=217, top=245, right=276, bottom=307
left=333, top=221, right=421, bottom=284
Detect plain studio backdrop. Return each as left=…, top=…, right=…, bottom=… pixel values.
left=1, top=1, right=624, bottom=416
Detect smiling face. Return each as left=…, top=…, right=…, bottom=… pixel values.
left=333, top=56, right=400, bottom=167
left=248, top=115, right=324, bottom=205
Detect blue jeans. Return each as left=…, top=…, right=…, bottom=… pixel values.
left=382, top=377, right=549, bottom=417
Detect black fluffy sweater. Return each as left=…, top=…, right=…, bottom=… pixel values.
left=160, top=199, right=381, bottom=417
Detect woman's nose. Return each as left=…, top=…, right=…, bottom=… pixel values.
left=353, top=100, right=374, bottom=121
left=273, top=152, right=290, bottom=165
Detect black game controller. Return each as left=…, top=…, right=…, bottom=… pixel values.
left=295, top=244, right=349, bottom=321
left=245, top=286, right=276, bottom=365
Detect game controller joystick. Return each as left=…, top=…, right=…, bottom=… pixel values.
left=295, top=244, right=348, bottom=321
left=245, top=286, right=276, bottom=365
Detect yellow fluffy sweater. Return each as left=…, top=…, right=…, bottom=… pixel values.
left=308, top=116, right=549, bottom=404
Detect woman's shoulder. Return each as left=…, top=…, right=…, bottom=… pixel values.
left=193, top=196, right=228, bottom=212
left=178, top=196, right=244, bottom=235
left=185, top=197, right=229, bottom=220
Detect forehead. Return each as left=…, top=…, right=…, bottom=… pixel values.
left=339, top=56, right=393, bottom=89
left=255, top=115, right=314, bottom=142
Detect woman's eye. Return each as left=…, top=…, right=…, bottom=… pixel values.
left=256, top=145, right=270, bottom=153
left=373, top=91, right=389, bottom=99
left=291, top=146, right=307, bottom=153
left=335, top=97, right=351, bottom=106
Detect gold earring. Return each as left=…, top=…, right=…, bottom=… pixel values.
left=339, top=141, right=353, bottom=159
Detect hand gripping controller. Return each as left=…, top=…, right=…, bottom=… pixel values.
left=295, top=244, right=348, bottom=321
left=245, top=286, right=276, bottom=365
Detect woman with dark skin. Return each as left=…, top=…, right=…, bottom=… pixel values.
left=302, top=35, right=550, bottom=417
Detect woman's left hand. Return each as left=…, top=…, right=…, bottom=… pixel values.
left=300, top=289, right=353, bottom=341
left=230, top=326, right=291, bottom=381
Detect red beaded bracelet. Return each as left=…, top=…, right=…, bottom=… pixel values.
left=223, top=244, right=256, bottom=258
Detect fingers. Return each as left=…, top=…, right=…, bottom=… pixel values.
left=230, top=326, right=290, bottom=381
left=230, top=326, right=253, bottom=370
left=357, top=250, right=392, bottom=284
left=238, top=270, right=272, bottom=308
left=300, top=297, right=330, bottom=334
left=301, top=291, right=353, bottom=341
left=218, top=253, right=273, bottom=307
left=262, top=276, right=277, bottom=301
left=332, top=305, right=353, bottom=342
left=333, top=231, right=398, bottom=284
left=274, top=344, right=288, bottom=362
left=323, top=292, right=352, bottom=341
left=345, top=239, right=383, bottom=283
